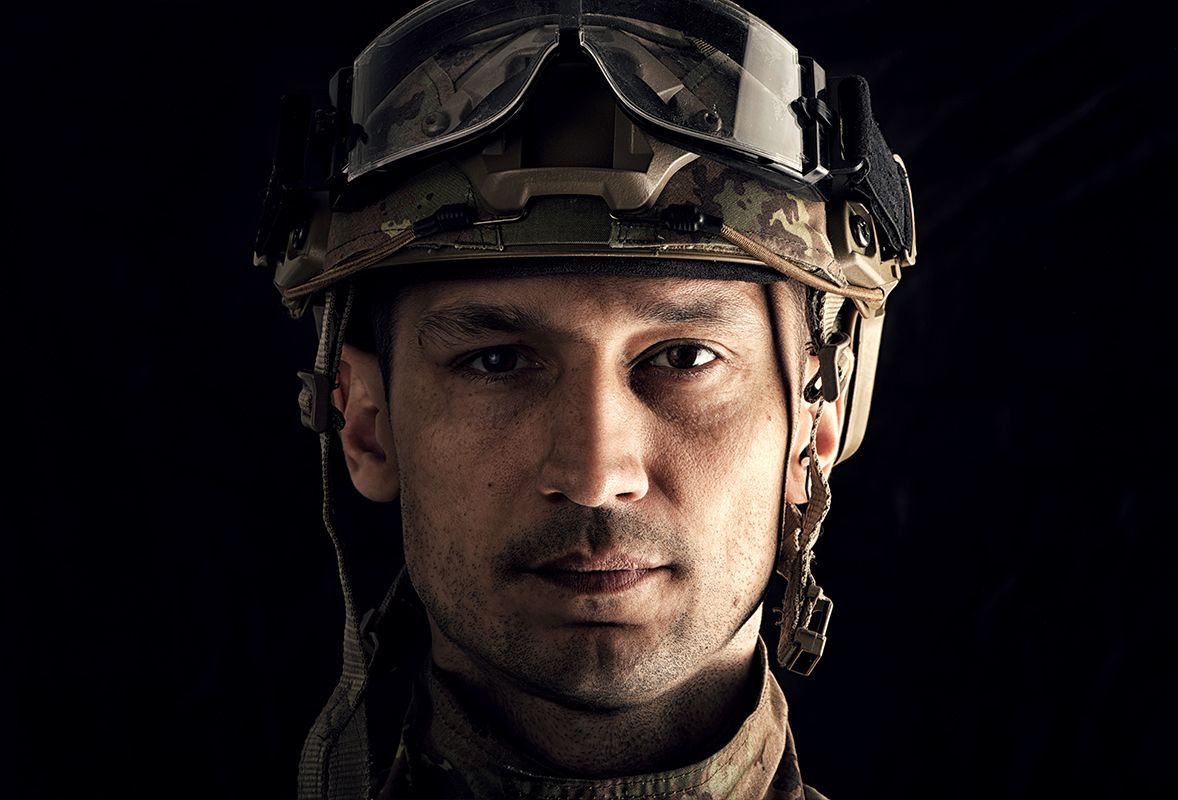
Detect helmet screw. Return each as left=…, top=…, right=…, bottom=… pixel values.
left=850, top=214, right=872, bottom=248
left=422, top=111, right=450, bottom=137
left=692, top=108, right=723, bottom=133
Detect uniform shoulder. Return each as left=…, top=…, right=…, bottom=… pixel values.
left=804, top=786, right=831, bottom=800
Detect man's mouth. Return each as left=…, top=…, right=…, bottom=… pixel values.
left=527, top=553, right=670, bottom=595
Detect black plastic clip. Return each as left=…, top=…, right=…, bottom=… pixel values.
left=791, top=96, right=836, bottom=129
left=817, top=332, right=853, bottom=403
left=802, top=332, right=853, bottom=404
left=297, top=370, right=342, bottom=433
left=783, top=583, right=833, bottom=676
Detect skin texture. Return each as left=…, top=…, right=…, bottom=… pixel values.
left=334, top=274, right=842, bottom=776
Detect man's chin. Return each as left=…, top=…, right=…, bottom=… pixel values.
left=505, top=625, right=688, bottom=710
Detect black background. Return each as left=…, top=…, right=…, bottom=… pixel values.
left=10, top=1, right=1177, bottom=797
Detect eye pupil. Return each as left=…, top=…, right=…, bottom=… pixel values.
left=481, top=348, right=518, bottom=372
left=667, top=346, right=700, bottom=369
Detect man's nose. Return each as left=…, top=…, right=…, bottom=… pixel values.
left=536, top=365, right=650, bottom=507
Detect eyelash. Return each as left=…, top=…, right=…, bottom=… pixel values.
left=454, top=347, right=540, bottom=385
left=644, top=344, right=719, bottom=372
left=453, top=342, right=723, bottom=385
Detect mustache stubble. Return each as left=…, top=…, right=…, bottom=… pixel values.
left=490, top=506, right=697, bottom=587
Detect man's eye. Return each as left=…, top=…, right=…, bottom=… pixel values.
left=648, top=344, right=717, bottom=369
left=465, top=346, right=523, bottom=374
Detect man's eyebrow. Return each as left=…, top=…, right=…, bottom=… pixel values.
left=631, top=294, right=761, bottom=330
left=416, top=303, right=549, bottom=347
left=415, top=291, right=761, bottom=347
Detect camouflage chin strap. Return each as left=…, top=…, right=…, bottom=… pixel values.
left=295, top=281, right=380, bottom=800
left=758, top=279, right=838, bottom=678
left=774, top=399, right=835, bottom=677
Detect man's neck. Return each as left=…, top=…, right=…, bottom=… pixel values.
left=426, top=621, right=764, bottom=777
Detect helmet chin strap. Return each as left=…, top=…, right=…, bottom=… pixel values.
left=774, top=399, right=835, bottom=676
left=313, top=282, right=362, bottom=668
left=299, top=281, right=383, bottom=799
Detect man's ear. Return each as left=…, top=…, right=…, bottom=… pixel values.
left=786, top=354, right=848, bottom=504
left=333, top=343, right=399, bottom=502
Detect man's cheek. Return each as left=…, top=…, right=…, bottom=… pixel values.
left=398, top=427, right=516, bottom=570
left=653, top=409, right=780, bottom=503
left=400, top=481, right=485, bottom=610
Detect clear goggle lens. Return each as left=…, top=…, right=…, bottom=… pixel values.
left=349, top=0, right=809, bottom=183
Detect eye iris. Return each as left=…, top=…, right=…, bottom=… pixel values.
left=667, top=345, right=702, bottom=368
left=480, top=348, right=518, bottom=372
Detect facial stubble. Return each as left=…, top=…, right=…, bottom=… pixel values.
left=401, top=485, right=770, bottom=711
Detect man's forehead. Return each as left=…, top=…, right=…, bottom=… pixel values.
left=401, top=275, right=771, bottom=340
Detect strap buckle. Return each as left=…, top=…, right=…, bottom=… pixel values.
left=783, top=584, right=834, bottom=676
left=804, top=332, right=854, bottom=404
left=297, top=369, right=341, bottom=433
left=818, top=332, right=854, bottom=403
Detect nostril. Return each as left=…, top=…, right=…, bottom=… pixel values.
left=542, top=490, right=570, bottom=505
left=538, top=469, right=646, bottom=508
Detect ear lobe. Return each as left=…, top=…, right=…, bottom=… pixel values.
left=334, top=344, right=400, bottom=502
left=785, top=354, right=847, bottom=504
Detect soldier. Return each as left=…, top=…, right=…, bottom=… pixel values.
left=253, top=1, right=917, bottom=797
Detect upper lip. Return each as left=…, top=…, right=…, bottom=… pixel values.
left=530, top=552, right=667, bottom=572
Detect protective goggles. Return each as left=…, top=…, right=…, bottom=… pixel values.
left=347, top=0, right=832, bottom=192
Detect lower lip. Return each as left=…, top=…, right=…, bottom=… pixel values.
left=531, top=568, right=665, bottom=594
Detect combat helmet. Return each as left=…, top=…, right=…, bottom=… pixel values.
left=254, top=1, right=916, bottom=794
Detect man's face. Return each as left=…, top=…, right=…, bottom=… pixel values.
left=387, top=274, right=790, bottom=708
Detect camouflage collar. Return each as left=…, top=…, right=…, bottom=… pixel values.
left=379, top=637, right=810, bottom=800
